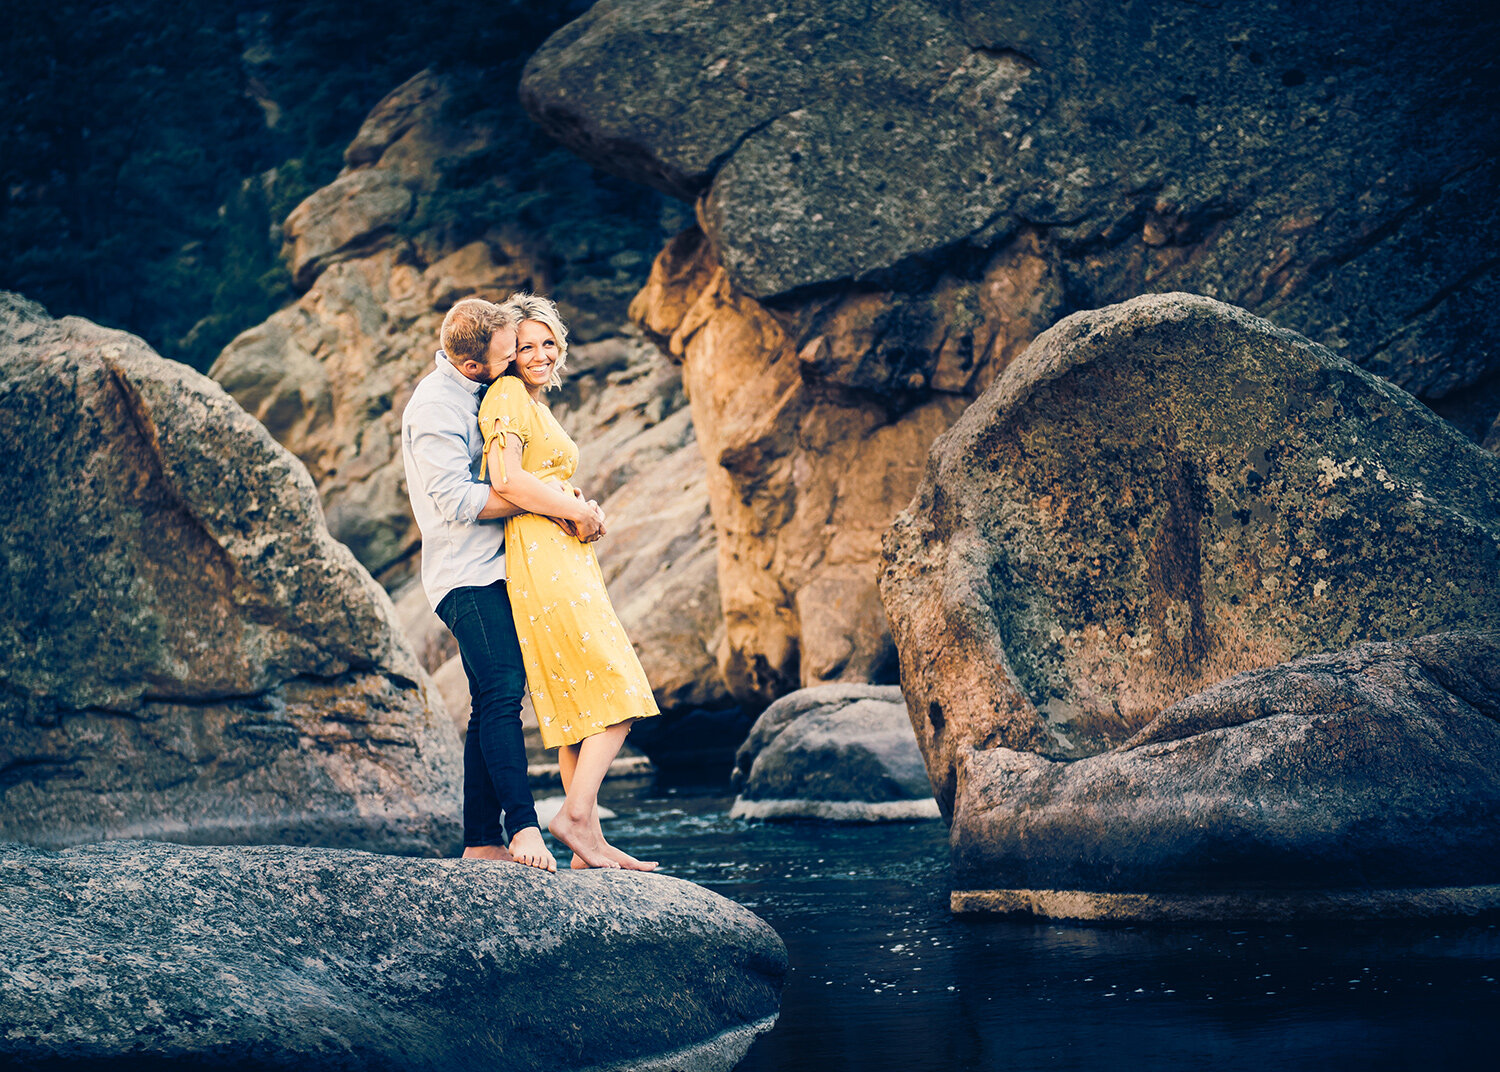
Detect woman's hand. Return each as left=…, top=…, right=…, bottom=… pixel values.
left=565, top=487, right=606, bottom=542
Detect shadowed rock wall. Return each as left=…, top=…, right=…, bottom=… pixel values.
left=214, top=71, right=734, bottom=726
left=213, top=70, right=550, bottom=586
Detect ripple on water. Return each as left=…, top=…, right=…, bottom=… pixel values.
left=594, top=783, right=1500, bottom=1072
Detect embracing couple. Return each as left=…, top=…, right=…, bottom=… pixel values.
left=400, top=293, right=659, bottom=872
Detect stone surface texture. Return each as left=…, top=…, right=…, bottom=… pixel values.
left=527, top=0, right=1500, bottom=698
left=0, top=840, right=786, bottom=1071
left=0, top=293, right=461, bottom=853
left=729, top=684, right=939, bottom=821
left=631, top=231, right=966, bottom=705
left=880, top=294, right=1500, bottom=818
left=950, top=632, right=1500, bottom=905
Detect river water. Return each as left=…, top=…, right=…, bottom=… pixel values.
left=597, top=780, right=1499, bottom=1072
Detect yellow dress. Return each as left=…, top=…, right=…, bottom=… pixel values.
left=477, top=377, right=660, bottom=749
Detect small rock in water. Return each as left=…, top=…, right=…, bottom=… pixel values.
left=534, top=795, right=618, bottom=827
left=731, top=684, right=940, bottom=822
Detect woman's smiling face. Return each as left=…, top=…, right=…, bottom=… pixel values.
left=515, top=319, right=559, bottom=389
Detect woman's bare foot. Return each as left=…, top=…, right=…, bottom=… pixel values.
left=570, top=845, right=658, bottom=872
left=549, top=809, right=620, bottom=869
left=565, top=812, right=657, bottom=871
left=507, top=827, right=557, bottom=872
left=461, top=844, right=515, bottom=862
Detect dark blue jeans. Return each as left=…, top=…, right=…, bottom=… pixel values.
left=435, top=579, right=539, bottom=846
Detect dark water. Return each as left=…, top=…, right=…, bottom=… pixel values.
left=597, top=781, right=1500, bottom=1072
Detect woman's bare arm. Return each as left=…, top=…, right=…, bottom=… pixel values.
left=487, top=434, right=605, bottom=538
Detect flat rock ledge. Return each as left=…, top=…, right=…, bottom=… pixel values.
left=949, top=631, right=1500, bottom=922
left=729, top=685, right=940, bottom=823
left=0, top=841, right=787, bottom=1072
left=950, top=885, right=1500, bottom=924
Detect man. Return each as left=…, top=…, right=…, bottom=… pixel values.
left=401, top=297, right=605, bottom=871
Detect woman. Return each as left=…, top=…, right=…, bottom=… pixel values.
left=477, top=293, right=660, bottom=871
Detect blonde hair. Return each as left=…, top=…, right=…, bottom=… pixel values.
left=499, top=292, right=569, bottom=390
left=440, top=298, right=514, bottom=366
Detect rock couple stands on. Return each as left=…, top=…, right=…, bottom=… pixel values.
left=525, top=0, right=1500, bottom=703
left=879, top=293, right=1500, bottom=920
left=0, top=841, right=787, bottom=1071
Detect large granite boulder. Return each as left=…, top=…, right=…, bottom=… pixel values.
left=392, top=577, right=459, bottom=674
left=528, top=0, right=1500, bottom=700
left=880, top=293, right=1500, bottom=818
left=0, top=840, right=786, bottom=1070
left=950, top=632, right=1500, bottom=922
left=0, top=293, right=461, bottom=853
left=729, top=685, right=939, bottom=821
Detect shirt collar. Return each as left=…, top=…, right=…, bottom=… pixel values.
left=434, top=349, right=487, bottom=397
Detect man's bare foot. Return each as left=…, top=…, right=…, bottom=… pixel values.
left=507, top=827, right=557, bottom=872
left=461, top=844, right=515, bottom=862
left=549, top=810, right=620, bottom=869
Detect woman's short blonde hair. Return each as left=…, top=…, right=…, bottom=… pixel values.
left=440, top=298, right=514, bottom=366
left=499, top=292, right=569, bottom=390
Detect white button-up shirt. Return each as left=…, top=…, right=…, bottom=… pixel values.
left=401, top=349, right=506, bottom=610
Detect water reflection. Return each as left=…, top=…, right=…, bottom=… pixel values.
left=597, top=782, right=1499, bottom=1072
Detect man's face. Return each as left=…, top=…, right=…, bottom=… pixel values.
left=461, top=326, right=517, bottom=384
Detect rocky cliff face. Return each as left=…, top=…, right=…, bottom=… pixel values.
left=526, top=0, right=1500, bottom=699
left=212, top=70, right=551, bottom=584
left=212, top=70, right=732, bottom=723
left=0, top=293, right=461, bottom=852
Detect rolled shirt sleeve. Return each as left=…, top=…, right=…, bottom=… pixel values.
left=406, top=415, right=491, bottom=524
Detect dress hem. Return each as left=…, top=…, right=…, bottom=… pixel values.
left=540, top=706, right=661, bottom=751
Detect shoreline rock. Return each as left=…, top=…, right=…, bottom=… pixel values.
left=880, top=293, right=1500, bottom=819
left=0, top=840, right=787, bottom=1071
left=948, top=631, right=1500, bottom=921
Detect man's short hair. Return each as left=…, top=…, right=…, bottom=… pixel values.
left=440, top=298, right=514, bottom=366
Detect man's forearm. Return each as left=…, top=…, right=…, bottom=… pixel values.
left=477, top=487, right=526, bottom=520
